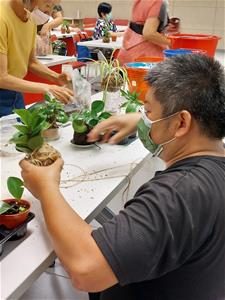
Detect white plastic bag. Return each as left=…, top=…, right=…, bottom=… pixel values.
left=70, top=69, right=92, bottom=109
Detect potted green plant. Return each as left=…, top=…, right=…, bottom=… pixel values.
left=100, top=52, right=128, bottom=93
left=120, top=90, right=143, bottom=139
left=61, top=20, right=70, bottom=34
left=71, top=100, right=111, bottom=146
left=120, top=90, right=143, bottom=113
left=52, top=40, right=67, bottom=56
left=0, top=177, right=30, bottom=229
left=10, top=108, right=61, bottom=166
left=31, top=95, right=69, bottom=141
left=102, top=26, right=110, bottom=43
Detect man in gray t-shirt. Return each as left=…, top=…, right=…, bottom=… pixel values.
left=20, top=54, right=225, bottom=300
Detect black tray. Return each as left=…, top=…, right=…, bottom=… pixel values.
left=0, top=212, right=35, bottom=256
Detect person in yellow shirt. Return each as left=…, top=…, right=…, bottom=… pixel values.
left=0, top=0, right=73, bottom=117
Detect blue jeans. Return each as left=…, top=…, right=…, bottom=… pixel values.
left=0, top=89, right=25, bottom=118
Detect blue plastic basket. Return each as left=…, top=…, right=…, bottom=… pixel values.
left=163, top=49, right=193, bottom=58
left=125, top=62, right=157, bottom=70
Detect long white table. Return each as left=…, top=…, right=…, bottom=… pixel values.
left=0, top=95, right=149, bottom=299
left=77, top=37, right=123, bottom=50
left=36, top=54, right=76, bottom=67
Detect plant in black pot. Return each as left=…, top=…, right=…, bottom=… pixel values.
left=71, top=100, right=111, bottom=146
left=31, top=95, right=69, bottom=141
left=52, top=40, right=67, bottom=56
left=10, top=108, right=61, bottom=166
left=0, top=177, right=29, bottom=229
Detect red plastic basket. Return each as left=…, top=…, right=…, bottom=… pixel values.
left=169, top=34, right=221, bottom=57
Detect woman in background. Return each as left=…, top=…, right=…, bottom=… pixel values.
left=38, top=2, right=63, bottom=36
left=118, top=0, right=171, bottom=65
left=93, top=2, right=120, bottom=40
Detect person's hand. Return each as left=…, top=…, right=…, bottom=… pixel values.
left=42, top=84, right=73, bottom=104
left=40, top=23, right=50, bottom=37
left=20, top=158, right=64, bottom=200
left=56, top=72, right=72, bottom=86
left=87, top=113, right=141, bottom=144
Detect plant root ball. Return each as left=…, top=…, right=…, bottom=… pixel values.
left=26, top=143, right=61, bottom=166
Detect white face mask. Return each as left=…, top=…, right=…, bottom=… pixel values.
left=31, top=8, right=50, bottom=25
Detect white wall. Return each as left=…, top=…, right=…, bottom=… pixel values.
left=60, top=0, right=225, bottom=49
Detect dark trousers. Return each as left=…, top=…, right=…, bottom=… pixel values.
left=0, top=89, right=25, bottom=118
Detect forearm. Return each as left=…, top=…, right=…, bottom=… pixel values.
left=0, top=74, right=46, bottom=93
left=39, top=188, right=94, bottom=273
left=48, top=17, right=63, bottom=30
left=28, top=60, right=59, bottom=83
left=144, top=32, right=171, bottom=47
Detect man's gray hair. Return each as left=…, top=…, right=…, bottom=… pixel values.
left=146, top=54, right=225, bottom=139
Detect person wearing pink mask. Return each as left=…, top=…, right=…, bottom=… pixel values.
left=0, top=0, right=73, bottom=117
left=118, top=0, right=171, bottom=65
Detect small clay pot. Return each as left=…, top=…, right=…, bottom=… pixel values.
left=61, top=28, right=66, bottom=34
left=0, top=199, right=30, bottom=229
left=111, top=36, right=117, bottom=42
left=42, top=128, right=60, bottom=141
left=102, top=37, right=110, bottom=43
left=72, top=131, right=94, bottom=146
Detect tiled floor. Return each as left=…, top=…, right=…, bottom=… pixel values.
left=20, top=50, right=225, bottom=300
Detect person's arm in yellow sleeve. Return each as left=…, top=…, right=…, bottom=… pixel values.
left=0, top=52, right=73, bottom=104
left=28, top=48, right=71, bottom=86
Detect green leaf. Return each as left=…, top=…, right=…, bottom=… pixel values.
left=7, top=177, right=24, bottom=200
left=16, top=145, right=32, bottom=153
left=87, top=118, right=99, bottom=128
left=10, top=132, right=28, bottom=144
left=14, top=125, right=29, bottom=134
left=126, top=102, right=139, bottom=113
left=91, top=100, right=105, bottom=116
left=0, top=201, right=13, bottom=215
left=27, top=135, right=44, bottom=150
left=56, top=112, right=69, bottom=124
left=72, top=120, right=88, bottom=133
left=13, top=109, right=31, bottom=126
left=44, top=94, right=52, bottom=102
left=99, top=112, right=111, bottom=120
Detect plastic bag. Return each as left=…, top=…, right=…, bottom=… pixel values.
left=70, top=69, right=92, bottom=109
left=36, top=35, right=50, bottom=56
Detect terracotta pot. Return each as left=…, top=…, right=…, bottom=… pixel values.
left=61, top=28, right=66, bottom=34
left=42, top=128, right=60, bottom=141
left=0, top=199, right=30, bottom=229
left=111, top=36, right=117, bottom=42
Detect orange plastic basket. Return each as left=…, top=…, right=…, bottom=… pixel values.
left=135, top=56, right=164, bottom=63
left=125, top=58, right=163, bottom=101
left=169, top=34, right=221, bottom=57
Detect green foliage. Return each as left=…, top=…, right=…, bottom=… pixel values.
left=7, top=177, right=24, bottom=200
left=99, top=51, right=129, bottom=96
left=120, top=90, right=143, bottom=113
left=30, top=95, right=69, bottom=129
left=62, top=20, right=70, bottom=28
left=102, top=26, right=110, bottom=38
left=72, top=100, right=111, bottom=134
left=0, top=201, right=12, bottom=215
left=0, top=177, right=25, bottom=215
left=10, top=109, right=49, bottom=153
